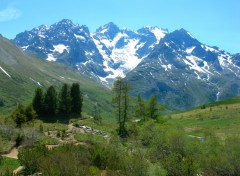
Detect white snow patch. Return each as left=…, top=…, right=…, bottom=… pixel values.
left=59, top=76, right=65, bottom=79
left=110, top=39, right=142, bottom=70
left=186, top=46, right=196, bottom=54
left=21, top=45, right=29, bottom=51
left=185, top=56, right=211, bottom=74
left=74, top=34, right=86, bottom=41
left=112, top=33, right=127, bottom=46
left=46, top=54, right=57, bottom=61
left=187, top=32, right=195, bottom=38
left=218, top=54, right=231, bottom=68
left=135, top=42, right=146, bottom=50
left=38, top=34, right=45, bottom=38
left=82, top=60, right=91, bottom=66
left=100, top=28, right=108, bottom=34
left=53, top=44, right=69, bottom=53
left=30, top=77, right=42, bottom=86
left=151, top=28, right=167, bottom=42
left=0, top=66, right=11, bottom=78
left=149, top=44, right=154, bottom=49
left=205, top=45, right=217, bottom=52
left=203, top=61, right=210, bottom=70
left=162, top=64, right=172, bottom=71
left=164, top=42, right=170, bottom=47
left=216, top=91, right=220, bottom=101
left=92, top=35, right=111, bottom=61
left=85, top=51, right=93, bottom=56
left=194, top=71, right=201, bottom=80
left=100, top=38, right=112, bottom=48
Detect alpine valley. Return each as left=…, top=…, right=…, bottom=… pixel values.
left=12, top=19, right=240, bottom=110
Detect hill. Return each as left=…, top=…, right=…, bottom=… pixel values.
left=0, top=35, right=113, bottom=118
left=167, top=96, right=240, bottom=138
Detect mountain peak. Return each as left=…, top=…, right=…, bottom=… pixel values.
left=57, top=19, right=74, bottom=25
left=52, top=19, right=79, bottom=29
left=160, top=28, right=199, bottom=49
left=137, top=26, right=168, bottom=42
left=96, top=22, right=120, bottom=40
left=174, top=28, right=195, bottom=38
left=96, top=22, right=120, bottom=33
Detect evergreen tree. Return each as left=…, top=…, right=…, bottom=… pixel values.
left=112, top=77, right=130, bottom=137
left=58, top=83, right=71, bottom=115
left=70, top=83, right=83, bottom=116
left=148, top=95, right=158, bottom=119
left=44, top=86, right=57, bottom=115
left=11, top=104, right=27, bottom=128
left=25, top=104, right=37, bottom=121
left=135, top=94, right=146, bottom=121
left=32, top=87, right=44, bottom=115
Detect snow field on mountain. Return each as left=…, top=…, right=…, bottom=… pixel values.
left=53, top=44, right=69, bottom=53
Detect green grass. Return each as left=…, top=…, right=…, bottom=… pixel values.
left=74, top=133, right=106, bottom=144
left=206, top=96, right=240, bottom=106
left=0, top=36, right=113, bottom=118
left=0, top=157, right=20, bottom=175
left=39, top=136, right=59, bottom=145
left=166, top=101, right=240, bottom=138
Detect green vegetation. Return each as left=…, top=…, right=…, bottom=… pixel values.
left=205, top=96, right=240, bottom=106
left=0, top=157, right=20, bottom=175
left=10, top=104, right=37, bottom=128
left=147, top=95, right=159, bottom=120
left=0, top=136, right=15, bottom=153
left=1, top=37, right=240, bottom=175
left=0, top=36, right=112, bottom=118
left=70, top=83, right=83, bottom=115
left=74, top=133, right=106, bottom=144
left=32, top=83, right=83, bottom=119
left=112, top=77, right=130, bottom=137
left=168, top=101, right=240, bottom=138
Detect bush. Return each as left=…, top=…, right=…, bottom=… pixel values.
left=10, top=104, right=37, bottom=128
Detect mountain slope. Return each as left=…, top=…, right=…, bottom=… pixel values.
left=0, top=35, right=112, bottom=117
left=13, top=20, right=168, bottom=87
left=12, top=20, right=240, bottom=110
left=14, top=19, right=108, bottom=83
left=126, top=29, right=240, bottom=110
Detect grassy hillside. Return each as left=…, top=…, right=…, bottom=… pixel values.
left=0, top=35, right=113, bottom=118
left=166, top=97, right=240, bottom=138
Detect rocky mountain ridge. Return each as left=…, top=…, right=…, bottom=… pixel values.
left=13, top=19, right=240, bottom=109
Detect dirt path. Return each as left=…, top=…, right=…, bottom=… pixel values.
left=67, top=123, right=74, bottom=132
left=2, top=147, right=18, bottom=159
left=13, top=166, right=25, bottom=175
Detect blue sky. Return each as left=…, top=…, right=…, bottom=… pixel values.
left=0, top=0, right=239, bottom=53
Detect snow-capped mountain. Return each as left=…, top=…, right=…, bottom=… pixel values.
left=126, top=29, right=240, bottom=109
left=92, top=22, right=168, bottom=84
left=14, top=19, right=166, bottom=86
left=13, top=19, right=240, bottom=109
left=14, top=19, right=108, bottom=81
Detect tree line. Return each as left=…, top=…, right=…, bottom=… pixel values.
left=32, top=83, right=83, bottom=116
left=10, top=83, right=83, bottom=127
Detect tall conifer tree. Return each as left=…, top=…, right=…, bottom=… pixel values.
left=44, top=86, right=57, bottom=115
left=112, top=77, right=129, bottom=137
left=58, top=83, right=71, bottom=115
left=70, top=83, right=83, bottom=116
left=32, top=87, right=44, bottom=115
